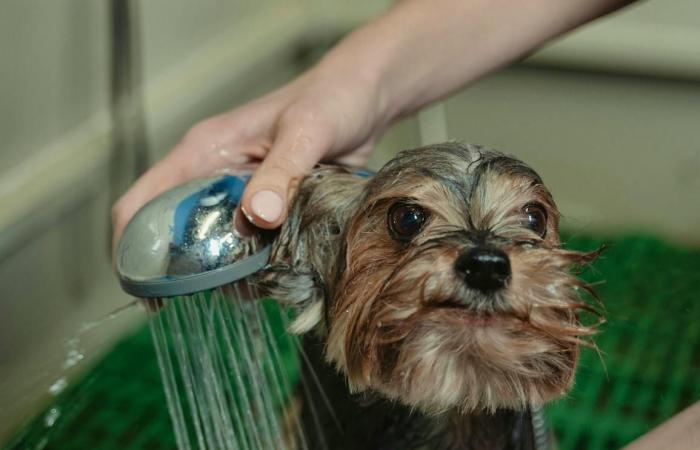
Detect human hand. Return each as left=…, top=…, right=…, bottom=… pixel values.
left=113, top=0, right=632, bottom=254
left=111, top=65, right=386, bottom=251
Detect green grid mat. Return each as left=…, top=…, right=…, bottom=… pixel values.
left=5, top=234, right=700, bottom=450
left=547, top=234, right=700, bottom=450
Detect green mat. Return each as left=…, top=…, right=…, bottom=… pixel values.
left=5, top=234, right=700, bottom=450
left=547, top=234, right=700, bottom=449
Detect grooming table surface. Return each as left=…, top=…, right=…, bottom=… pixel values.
left=4, top=235, right=700, bottom=450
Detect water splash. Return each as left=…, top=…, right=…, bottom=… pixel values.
left=43, top=300, right=141, bottom=399
left=34, top=437, right=49, bottom=450
left=43, top=408, right=61, bottom=428
left=62, top=349, right=84, bottom=370
left=48, top=378, right=68, bottom=397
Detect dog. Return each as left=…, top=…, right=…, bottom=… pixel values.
left=258, top=142, right=601, bottom=449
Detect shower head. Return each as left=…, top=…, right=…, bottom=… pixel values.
left=115, top=175, right=273, bottom=298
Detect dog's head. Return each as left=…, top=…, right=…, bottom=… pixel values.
left=262, top=142, right=601, bottom=414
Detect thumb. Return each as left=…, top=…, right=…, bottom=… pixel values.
left=242, top=119, right=330, bottom=229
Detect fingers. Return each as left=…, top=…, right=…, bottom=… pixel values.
left=241, top=111, right=331, bottom=229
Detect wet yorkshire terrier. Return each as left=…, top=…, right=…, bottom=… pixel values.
left=258, top=142, right=601, bottom=450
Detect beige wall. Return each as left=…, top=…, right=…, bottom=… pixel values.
left=0, top=0, right=109, bottom=172
left=370, top=67, right=700, bottom=242
left=369, top=0, right=700, bottom=243
left=445, top=68, right=700, bottom=241
left=0, top=0, right=303, bottom=441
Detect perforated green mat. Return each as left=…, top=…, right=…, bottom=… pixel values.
left=5, top=234, right=700, bottom=450
left=547, top=234, right=700, bottom=449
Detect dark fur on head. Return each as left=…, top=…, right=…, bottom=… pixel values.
left=257, top=142, right=601, bottom=415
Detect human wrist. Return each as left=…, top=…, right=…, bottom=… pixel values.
left=310, top=16, right=408, bottom=130
left=302, top=52, right=391, bottom=145
left=314, top=0, right=636, bottom=128
left=312, top=1, right=454, bottom=126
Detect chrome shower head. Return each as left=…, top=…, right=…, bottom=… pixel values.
left=115, top=175, right=272, bottom=298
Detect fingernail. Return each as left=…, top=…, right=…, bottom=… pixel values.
left=250, top=190, right=284, bottom=223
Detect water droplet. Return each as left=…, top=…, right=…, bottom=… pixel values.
left=49, top=377, right=68, bottom=396
left=44, top=407, right=61, bottom=427
left=216, top=148, right=250, bottom=165
left=62, top=349, right=84, bottom=369
left=34, top=437, right=49, bottom=450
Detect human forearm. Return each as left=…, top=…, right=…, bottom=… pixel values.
left=624, top=401, right=700, bottom=450
left=317, top=0, right=634, bottom=123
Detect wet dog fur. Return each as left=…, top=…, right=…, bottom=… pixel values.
left=257, top=142, right=601, bottom=449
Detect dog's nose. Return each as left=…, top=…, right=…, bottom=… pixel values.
left=455, top=247, right=511, bottom=292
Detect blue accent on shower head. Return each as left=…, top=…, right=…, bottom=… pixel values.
left=171, top=176, right=248, bottom=250
left=116, top=174, right=271, bottom=298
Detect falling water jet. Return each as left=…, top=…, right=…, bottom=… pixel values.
left=115, top=175, right=316, bottom=449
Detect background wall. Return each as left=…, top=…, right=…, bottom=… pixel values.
left=373, top=68, right=700, bottom=240
left=0, top=0, right=698, bottom=444
left=369, top=0, right=700, bottom=241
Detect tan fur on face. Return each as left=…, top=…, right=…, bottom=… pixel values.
left=471, top=168, right=559, bottom=242
left=322, top=146, right=601, bottom=414
left=262, top=143, right=602, bottom=415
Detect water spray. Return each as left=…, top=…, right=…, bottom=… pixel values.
left=115, top=174, right=311, bottom=450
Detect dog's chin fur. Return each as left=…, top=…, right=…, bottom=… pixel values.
left=257, top=142, right=601, bottom=416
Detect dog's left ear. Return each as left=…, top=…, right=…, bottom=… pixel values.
left=257, top=166, right=369, bottom=333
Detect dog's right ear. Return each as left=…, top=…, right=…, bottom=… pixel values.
left=257, top=166, right=369, bottom=334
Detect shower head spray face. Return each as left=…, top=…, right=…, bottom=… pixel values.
left=116, top=175, right=273, bottom=298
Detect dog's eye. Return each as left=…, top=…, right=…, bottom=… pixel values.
left=522, top=203, right=547, bottom=238
left=388, top=203, right=427, bottom=242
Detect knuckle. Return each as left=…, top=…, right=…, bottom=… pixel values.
left=181, top=118, right=223, bottom=147
left=270, top=152, right=306, bottom=177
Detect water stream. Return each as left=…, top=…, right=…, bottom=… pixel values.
left=148, top=284, right=317, bottom=450
left=5, top=286, right=329, bottom=450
